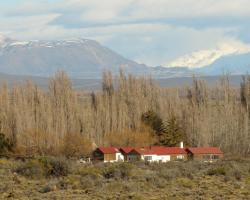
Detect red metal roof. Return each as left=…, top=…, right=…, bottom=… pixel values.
left=130, top=146, right=187, bottom=155
left=147, top=146, right=187, bottom=155
left=187, top=147, right=223, bottom=154
left=133, top=148, right=156, bottom=155
left=119, top=147, right=134, bottom=154
left=98, top=147, right=119, bottom=154
left=97, top=146, right=223, bottom=155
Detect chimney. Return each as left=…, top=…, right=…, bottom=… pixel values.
left=180, top=141, right=184, bottom=149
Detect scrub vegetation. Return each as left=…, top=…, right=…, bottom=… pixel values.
left=0, top=158, right=249, bottom=199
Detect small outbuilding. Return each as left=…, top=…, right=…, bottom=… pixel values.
left=119, top=147, right=134, bottom=161
left=126, top=148, right=159, bottom=162
left=186, top=147, right=223, bottom=162
left=93, top=147, right=124, bottom=162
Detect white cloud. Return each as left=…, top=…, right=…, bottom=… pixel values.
left=0, top=0, right=250, bottom=67
left=168, top=39, right=250, bottom=68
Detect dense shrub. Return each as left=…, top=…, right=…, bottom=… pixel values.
left=102, top=163, right=134, bottom=180
left=158, top=168, right=182, bottom=180
left=77, top=167, right=102, bottom=179
left=14, top=160, right=45, bottom=178
left=0, top=133, right=13, bottom=155
left=102, top=165, right=121, bottom=179
left=39, top=157, right=70, bottom=177
left=14, top=157, right=70, bottom=178
left=207, top=167, right=226, bottom=176
left=60, top=133, right=93, bottom=158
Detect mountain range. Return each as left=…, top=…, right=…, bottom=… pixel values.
left=0, top=34, right=250, bottom=79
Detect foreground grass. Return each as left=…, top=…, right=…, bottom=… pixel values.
left=0, top=157, right=250, bottom=200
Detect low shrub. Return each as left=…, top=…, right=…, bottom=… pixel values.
left=39, top=157, right=70, bottom=177
left=102, top=165, right=121, bottom=179
left=158, top=168, right=182, bottom=180
left=233, top=170, right=242, bottom=181
left=39, top=185, right=53, bottom=193
left=14, top=160, right=45, bottom=178
left=207, top=167, right=226, bottom=176
left=80, top=176, right=96, bottom=190
left=15, top=157, right=70, bottom=178
left=77, top=167, right=102, bottom=179
left=177, top=178, right=195, bottom=189
left=119, top=163, right=134, bottom=179
left=0, top=133, right=13, bottom=155
left=102, top=163, right=134, bottom=180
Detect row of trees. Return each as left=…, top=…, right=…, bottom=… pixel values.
left=0, top=71, right=249, bottom=157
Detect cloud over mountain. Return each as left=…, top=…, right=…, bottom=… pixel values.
left=168, top=39, right=250, bottom=68
left=0, top=0, right=250, bottom=67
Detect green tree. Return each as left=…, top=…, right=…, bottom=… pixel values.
left=142, top=111, right=185, bottom=146
left=160, top=115, right=185, bottom=147
left=141, top=110, right=166, bottom=135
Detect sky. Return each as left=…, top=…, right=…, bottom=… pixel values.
left=0, top=0, right=250, bottom=68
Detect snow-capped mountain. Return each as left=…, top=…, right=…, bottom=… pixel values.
left=0, top=35, right=150, bottom=78
left=168, top=40, right=250, bottom=69
left=165, top=40, right=250, bottom=76
left=0, top=34, right=13, bottom=48
left=195, top=52, right=250, bottom=75
left=0, top=34, right=250, bottom=79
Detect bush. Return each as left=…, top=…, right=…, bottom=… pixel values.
left=158, top=168, right=182, bottom=180
left=207, top=167, right=226, bottom=176
left=15, top=157, right=70, bottom=178
left=60, top=133, right=92, bottom=158
left=0, top=133, right=13, bottom=154
left=233, top=170, right=242, bottom=181
left=39, top=157, right=70, bottom=177
left=119, top=163, right=134, bottom=179
left=102, top=165, right=121, bottom=179
left=80, top=176, right=97, bottom=190
left=177, top=178, right=195, bottom=189
left=102, top=163, right=134, bottom=180
left=77, top=167, right=102, bottom=179
left=14, top=160, right=45, bottom=178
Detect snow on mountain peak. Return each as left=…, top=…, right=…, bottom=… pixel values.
left=0, top=34, right=7, bottom=46
left=0, top=36, right=94, bottom=49
left=168, top=40, right=250, bottom=69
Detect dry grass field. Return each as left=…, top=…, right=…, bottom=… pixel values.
left=0, top=157, right=249, bottom=200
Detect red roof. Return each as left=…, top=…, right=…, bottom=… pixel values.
left=187, top=147, right=223, bottom=154
left=119, top=147, right=134, bottom=154
left=130, top=146, right=187, bottom=155
left=146, top=146, right=187, bottom=155
left=98, top=147, right=119, bottom=154
left=130, top=148, right=156, bottom=155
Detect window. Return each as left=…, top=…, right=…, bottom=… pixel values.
left=212, top=155, right=219, bottom=160
left=177, top=155, right=184, bottom=160
left=203, top=155, right=211, bottom=160
left=144, top=156, right=152, bottom=161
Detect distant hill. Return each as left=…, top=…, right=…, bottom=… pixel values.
left=0, top=35, right=150, bottom=78
left=0, top=34, right=250, bottom=79
left=0, top=72, right=244, bottom=90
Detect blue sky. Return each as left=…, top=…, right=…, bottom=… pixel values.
left=0, top=0, right=250, bottom=67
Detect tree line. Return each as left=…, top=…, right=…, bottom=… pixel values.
left=0, top=70, right=249, bottom=157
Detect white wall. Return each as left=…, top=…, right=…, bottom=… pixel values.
left=116, top=152, right=124, bottom=162
left=141, top=154, right=171, bottom=163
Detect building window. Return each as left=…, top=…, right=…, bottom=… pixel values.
left=202, top=155, right=211, bottom=160
left=177, top=155, right=184, bottom=160
left=144, top=156, right=152, bottom=161
left=211, top=155, right=219, bottom=160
